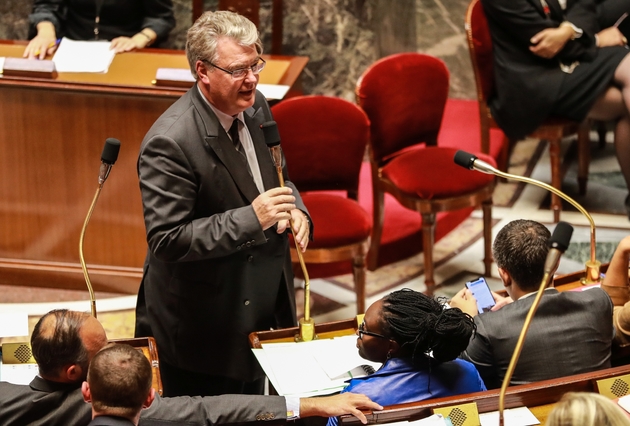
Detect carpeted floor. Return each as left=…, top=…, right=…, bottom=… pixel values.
left=1, top=133, right=629, bottom=344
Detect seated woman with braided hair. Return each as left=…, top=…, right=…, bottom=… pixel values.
left=326, top=288, right=486, bottom=426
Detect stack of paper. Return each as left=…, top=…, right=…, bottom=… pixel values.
left=52, top=38, right=116, bottom=73
left=253, top=334, right=381, bottom=397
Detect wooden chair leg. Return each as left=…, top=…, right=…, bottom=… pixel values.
left=482, top=197, right=493, bottom=277
left=352, top=252, right=367, bottom=314
left=367, top=188, right=385, bottom=271
left=548, top=139, right=562, bottom=223
left=577, top=122, right=591, bottom=195
left=421, top=212, right=436, bottom=295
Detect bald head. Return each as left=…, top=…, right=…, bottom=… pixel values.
left=31, top=309, right=108, bottom=382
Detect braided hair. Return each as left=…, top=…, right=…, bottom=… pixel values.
left=380, top=288, right=476, bottom=367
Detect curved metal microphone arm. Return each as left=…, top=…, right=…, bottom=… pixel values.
left=79, top=184, right=102, bottom=318
left=263, top=121, right=316, bottom=342
left=462, top=154, right=600, bottom=284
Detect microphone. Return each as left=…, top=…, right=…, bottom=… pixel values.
left=454, top=150, right=600, bottom=285
left=98, top=138, right=121, bottom=184
left=80, top=138, right=122, bottom=318
left=544, top=221, right=573, bottom=276
left=498, top=222, right=574, bottom=425
left=261, top=121, right=315, bottom=342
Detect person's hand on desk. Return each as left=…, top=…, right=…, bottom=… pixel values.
left=110, top=29, right=157, bottom=53
left=300, top=393, right=382, bottom=423
left=23, top=22, right=57, bottom=60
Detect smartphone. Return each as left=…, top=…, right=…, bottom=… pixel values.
left=465, top=277, right=496, bottom=314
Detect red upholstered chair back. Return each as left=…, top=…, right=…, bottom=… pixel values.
left=466, top=0, right=495, bottom=103
left=271, top=95, right=370, bottom=195
left=355, top=53, right=449, bottom=165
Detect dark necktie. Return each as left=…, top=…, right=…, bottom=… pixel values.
left=229, top=118, right=253, bottom=176
left=229, top=118, right=247, bottom=159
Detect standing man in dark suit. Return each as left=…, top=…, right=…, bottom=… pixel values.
left=82, top=344, right=154, bottom=426
left=134, top=10, right=312, bottom=397
left=450, top=220, right=613, bottom=389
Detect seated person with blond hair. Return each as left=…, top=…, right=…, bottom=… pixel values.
left=547, top=392, right=630, bottom=426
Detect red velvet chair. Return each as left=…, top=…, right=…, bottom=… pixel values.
left=355, top=53, right=496, bottom=293
left=272, top=96, right=372, bottom=314
left=465, top=0, right=591, bottom=223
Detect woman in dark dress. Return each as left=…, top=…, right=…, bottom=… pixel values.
left=482, top=0, right=630, bottom=215
left=24, top=0, right=175, bottom=58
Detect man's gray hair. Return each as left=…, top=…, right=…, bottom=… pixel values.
left=186, top=10, right=262, bottom=79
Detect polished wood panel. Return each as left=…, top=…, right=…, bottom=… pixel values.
left=0, top=40, right=307, bottom=294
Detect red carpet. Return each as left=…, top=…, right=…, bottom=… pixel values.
left=299, top=99, right=506, bottom=280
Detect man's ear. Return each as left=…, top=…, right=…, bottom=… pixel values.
left=498, top=268, right=511, bottom=288
left=66, top=364, right=84, bottom=382
left=195, top=60, right=211, bottom=85
left=81, top=381, right=91, bottom=403
left=143, top=388, right=156, bottom=409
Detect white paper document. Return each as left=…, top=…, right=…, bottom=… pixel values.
left=378, top=414, right=450, bottom=426
left=253, top=335, right=381, bottom=397
left=52, top=38, right=116, bottom=73
left=257, top=84, right=290, bottom=100
left=0, top=363, right=38, bottom=385
left=479, top=406, right=540, bottom=426
left=0, top=312, right=29, bottom=337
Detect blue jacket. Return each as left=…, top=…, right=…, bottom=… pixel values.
left=327, top=357, right=486, bottom=426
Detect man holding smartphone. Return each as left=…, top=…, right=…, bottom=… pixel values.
left=450, top=219, right=613, bottom=389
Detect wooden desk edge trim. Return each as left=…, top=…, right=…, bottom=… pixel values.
left=339, top=364, right=630, bottom=424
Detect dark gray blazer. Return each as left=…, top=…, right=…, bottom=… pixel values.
left=461, top=287, right=613, bottom=389
left=0, top=376, right=287, bottom=426
left=135, top=86, right=306, bottom=381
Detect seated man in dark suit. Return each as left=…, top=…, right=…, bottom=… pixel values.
left=82, top=343, right=154, bottom=426
left=450, top=219, right=613, bottom=389
left=0, top=309, right=382, bottom=426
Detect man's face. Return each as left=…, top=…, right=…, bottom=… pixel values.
left=198, top=37, right=260, bottom=116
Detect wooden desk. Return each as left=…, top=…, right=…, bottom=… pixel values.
left=249, top=318, right=358, bottom=348
left=0, top=40, right=307, bottom=294
left=339, top=364, right=630, bottom=425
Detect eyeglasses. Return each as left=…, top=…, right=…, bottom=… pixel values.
left=205, top=57, right=266, bottom=80
left=358, top=321, right=389, bottom=340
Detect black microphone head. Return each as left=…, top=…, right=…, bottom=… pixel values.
left=101, top=138, right=121, bottom=165
left=261, top=121, right=281, bottom=147
left=549, top=221, right=573, bottom=252
left=454, top=150, right=477, bottom=169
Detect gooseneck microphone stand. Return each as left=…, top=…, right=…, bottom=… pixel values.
left=261, top=121, right=315, bottom=342
left=79, top=138, right=121, bottom=318
left=454, top=150, right=601, bottom=284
